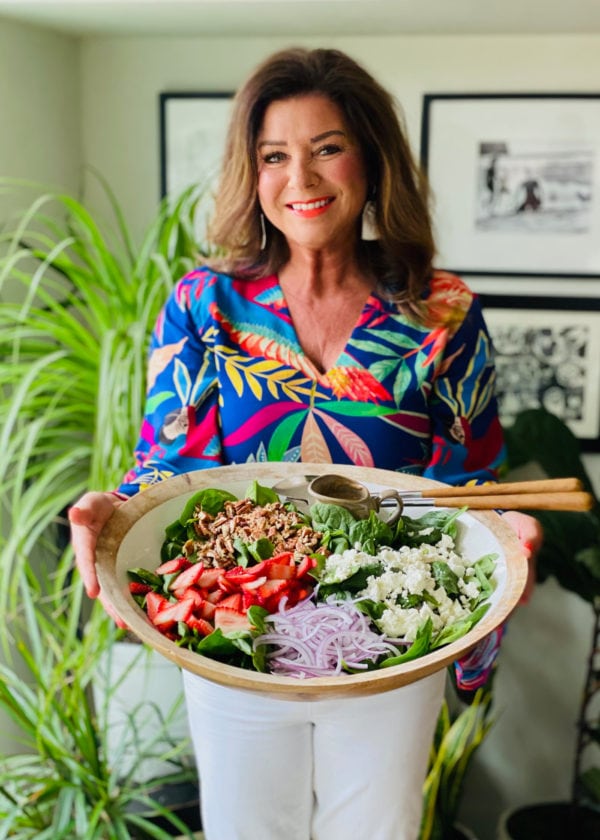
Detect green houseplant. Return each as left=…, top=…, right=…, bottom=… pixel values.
left=0, top=174, right=214, bottom=837
left=420, top=683, right=495, bottom=840
left=421, top=407, right=600, bottom=840
left=497, top=408, right=600, bottom=839
left=0, top=564, right=198, bottom=839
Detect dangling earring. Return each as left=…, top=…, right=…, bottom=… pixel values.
left=361, top=200, right=379, bottom=241
left=260, top=213, right=267, bottom=250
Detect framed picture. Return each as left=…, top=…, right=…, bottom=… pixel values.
left=480, top=294, right=600, bottom=451
left=420, top=94, right=600, bottom=278
left=159, top=92, right=234, bottom=198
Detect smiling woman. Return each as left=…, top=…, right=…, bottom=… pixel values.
left=256, top=95, right=369, bottom=253
left=69, top=46, right=542, bottom=840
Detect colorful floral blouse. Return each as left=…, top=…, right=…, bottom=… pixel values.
left=119, top=267, right=505, bottom=494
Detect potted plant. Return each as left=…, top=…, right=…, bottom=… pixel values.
left=0, top=561, right=200, bottom=838
left=0, top=173, right=214, bottom=836
left=496, top=408, right=600, bottom=839
left=420, top=681, right=495, bottom=840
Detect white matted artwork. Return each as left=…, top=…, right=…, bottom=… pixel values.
left=481, top=295, right=600, bottom=451
left=420, top=94, right=600, bottom=278
left=159, top=92, right=234, bottom=198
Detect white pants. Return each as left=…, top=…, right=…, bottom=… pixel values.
left=182, top=669, right=445, bottom=840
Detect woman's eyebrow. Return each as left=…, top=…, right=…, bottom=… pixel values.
left=257, top=129, right=346, bottom=149
left=311, top=129, right=346, bottom=143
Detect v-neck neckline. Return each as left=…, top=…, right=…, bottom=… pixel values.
left=275, top=276, right=380, bottom=376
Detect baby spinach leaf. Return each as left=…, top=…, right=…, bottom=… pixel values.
left=431, top=603, right=490, bottom=649
left=394, top=508, right=466, bottom=547
left=160, top=521, right=188, bottom=560
left=247, top=605, right=270, bottom=635
left=349, top=511, right=394, bottom=554
left=379, top=618, right=433, bottom=667
left=127, top=567, right=162, bottom=589
left=245, top=480, right=279, bottom=506
left=234, top=537, right=275, bottom=565
left=354, top=598, right=386, bottom=621
left=309, top=502, right=357, bottom=534
left=185, top=628, right=240, bottom=657
left=180, top=488, right=237, bottom=521
left=317, top=563, right=383, bottom=599
left=475, top=553, right=497, bottom=578
left=325, top=533, right=352, bottom=554
left=431, top=561, right=460, bottom=596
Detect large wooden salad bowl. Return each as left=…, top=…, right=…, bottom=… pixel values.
left=96, top=463, right=527, bottom=700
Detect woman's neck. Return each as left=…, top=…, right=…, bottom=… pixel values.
left=279, top=247, right=370, bottom=301
left=277, top=247, right=375, bottom=374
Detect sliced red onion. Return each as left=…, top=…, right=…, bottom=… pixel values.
left=253, top=595, right=404, bottom=679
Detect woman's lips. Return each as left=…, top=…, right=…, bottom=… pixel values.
left=287, top=197, right=335, bottom=218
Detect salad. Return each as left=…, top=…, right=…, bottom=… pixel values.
left=127, top=480, right=497, bottom=678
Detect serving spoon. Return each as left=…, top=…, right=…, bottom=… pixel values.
left=273, top=476, right=594, bottom=513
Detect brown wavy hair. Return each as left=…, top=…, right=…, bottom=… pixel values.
left=208, top=47, right=435, bottom=307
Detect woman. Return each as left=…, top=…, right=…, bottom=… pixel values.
left=70, top=48, right=540, bottom=840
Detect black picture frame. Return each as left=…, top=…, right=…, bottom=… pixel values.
left=159, top=92, right=234, bottom=199
left=480, top=294, right=600, bottom=452
left=420, top=93, right=600, bottom=279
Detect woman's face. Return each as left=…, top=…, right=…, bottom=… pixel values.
left=256, top=93, right=369, bottom=254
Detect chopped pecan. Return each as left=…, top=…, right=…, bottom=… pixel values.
left=184, top=498, right=323, bottom=569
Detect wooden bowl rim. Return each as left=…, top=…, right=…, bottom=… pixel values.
left=96, top=463, right=527, bottom=699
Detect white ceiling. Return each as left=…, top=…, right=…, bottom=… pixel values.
left=1, top=0, right=600, bottom=38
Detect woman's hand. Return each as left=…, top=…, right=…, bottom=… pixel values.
left=500, top=510, right=544, bottom=604
left=68, top=491, right=128, bottom=627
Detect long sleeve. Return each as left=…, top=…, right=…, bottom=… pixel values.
left=118, top=271, right=224, bottom=495
left=419, top=287, right=508, bottom=692
left=423, top=292, right=506, bottom=486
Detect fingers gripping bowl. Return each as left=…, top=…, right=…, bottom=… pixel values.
left=96, top=463, right=527, bottom=700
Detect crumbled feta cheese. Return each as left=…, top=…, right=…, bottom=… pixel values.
left=321, top=532, right=493, bottom=643
left=460, top=580, right=481, bottom=601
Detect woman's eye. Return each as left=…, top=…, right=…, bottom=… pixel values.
left=262, top=151, right=286, bottom=164
left=316, top=144, right=342, bottom=157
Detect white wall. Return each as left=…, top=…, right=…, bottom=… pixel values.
left=2, top=24, right=599, bottom=836
left=0, top=18, right=81, bottom=205
left=0, top=16, right=81, bottom=755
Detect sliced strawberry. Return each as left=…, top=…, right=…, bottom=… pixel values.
left=241, top=559, right=268, bottom=577
left=242, top=590, right=259, bottom=610
left=152, top=598, right=195, bottom=629
left=240, top=575, right=268, bottom=591
left=155, top=556, right=192, bottom=575
left=296, top=555, right=317, bottom=579
left=174, top=588, right=205, bottom=610
left=205, top=589, right=225, bottom=604
left=218, top=574, right=241, bottom=593
left=219, top=593, right=243, bottom=611
left=270, top=551, right=295, bottom=566
left=186, top=615, right=214, bottom=636
left=256, top=579, right=289, bottom=600
left=129, top=581, right=152, bottom=595
left=224, top=566, right=261, bottom=584
left=199, top=600, right=217, bottom=621
left=214, top=606, right=251, bottom=633
left=145, top=591, right=170, bottom=621
left=169, top=562, right=205, bottom=592
left=286, top=583, right=313, bottom=607
left=196, top=567, right=226, bottom=588
left=254, top=579, right=291, bottom=611
left=265, top=563, right=295, bottom=581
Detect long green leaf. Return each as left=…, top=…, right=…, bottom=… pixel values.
left=0, top=175, right=208, bottom=833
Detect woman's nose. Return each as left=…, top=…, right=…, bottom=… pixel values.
left=288, top=157, right=318, bottom=189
